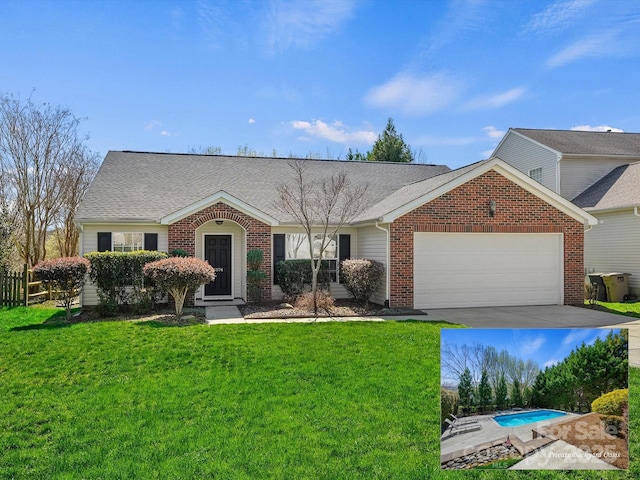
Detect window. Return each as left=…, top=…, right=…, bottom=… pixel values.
left=528, top=167, right=543, bottom=184
left=113, top=232, right=144, bottom=252
left=274, top=233, right=350, bottom=284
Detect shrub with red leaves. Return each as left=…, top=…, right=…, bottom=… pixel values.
left=32, top=256, right=90, bottom=319
left=144, top=257, right=216, bottom=317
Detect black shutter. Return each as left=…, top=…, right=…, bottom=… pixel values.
left=97, top=232, right=112, bottom=252
left=338, top=234, right=351, bottom=283
left=273, top=234, right=285, bottom=285
left=144, top=233, right=158, bottom=251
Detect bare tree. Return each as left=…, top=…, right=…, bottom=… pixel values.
left=0, top=93, right=99, bottom=266
left=275, top=160, right=368, bottom=314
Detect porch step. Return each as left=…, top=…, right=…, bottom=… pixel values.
left=205, top=306, right=245, bottom=324
left=195, top=299, right=245, bottom=307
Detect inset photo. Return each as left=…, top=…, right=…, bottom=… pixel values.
left=440, top=328, right=628, bottom=470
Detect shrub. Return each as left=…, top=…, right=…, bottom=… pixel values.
left=247, top=249, right=267, bottom=304
left=340, top=259, right=384, bottom=304
left=276, top=259, right=330, bottom=301
left=170, top=249, right=190, bottom=257
left=84, top=250, right=168, bottom=314
left=441, top=388, right=459, bottom=431
left=32, top=256, right=90, bottom=320
left=591, top=388, right=628, bottom=416
left=144, top=257, right=216, bottom=318
left=294, top=290, right=334, bottom=313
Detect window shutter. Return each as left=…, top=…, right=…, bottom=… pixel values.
left=338, top=234, right=351, bottom=283
left=273, top=234, right=285, bottom=285
left=97, top=232, right=112, bottom=252
left=144, top=233, right=158, bottom=251
left=339, top=234, right=351, bottom=262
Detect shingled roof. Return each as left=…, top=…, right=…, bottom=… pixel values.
left=513, top=128, right=640, bottom=157
left=572, top=161, right=640, bottom=211
left=76, top=151, right=451, bottom=224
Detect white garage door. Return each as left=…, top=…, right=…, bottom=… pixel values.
left=414, top=233, right=563, bottom=309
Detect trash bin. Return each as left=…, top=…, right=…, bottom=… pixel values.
left=601, top=273, right=632, bottom=303
left=588, top=274, right=608, bottom=302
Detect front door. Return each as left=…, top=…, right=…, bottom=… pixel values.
left=204, top=235, right=232, bottom=297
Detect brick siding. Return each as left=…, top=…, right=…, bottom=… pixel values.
left=168, top=203, right=272, bottom=301
left=389, top=170, right=584, bottom=307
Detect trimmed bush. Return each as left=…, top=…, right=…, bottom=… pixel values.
left=32, top=256, right=90, bottom=320
left=84, top=250, right=168, bottom=314
left=591, top=388, right=628, bottom=416
left=144, top=257, right=216, bottom=318
left=170, top=249, right=190, bottom=257
left=340, top=259, right=384, bottom=304
left=276, top=259, right=330, bottom=301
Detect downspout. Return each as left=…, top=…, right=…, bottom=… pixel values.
left=375, top=221, right=391, bottom=308
left=556, top=153, right=562, bottom=194
left=635, top=207, right=640, bottom=218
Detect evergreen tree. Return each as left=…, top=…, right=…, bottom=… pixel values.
left=368, top=118, right=414, bottom=163
left=511, top=378, right=523, bottom=407
left=457, top=367, right=474, bottom=414
left=477, top=369, right=493, bottom=413
left=495, top=372, right=508, bottom=410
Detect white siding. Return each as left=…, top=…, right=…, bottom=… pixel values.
left=585, top=210, right=640, bottom=296
left=560, top=157, right=631, bottom=201
left=356, top=225, right=388, bottom=305
left=80, top=223, right=169, bottom=306
left=494, top=132, right=558, bottom=192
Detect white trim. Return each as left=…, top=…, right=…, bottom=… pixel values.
left=202, top=232, right=235, bottom=300
left=161, top=190, right=279, bottom=226
left=380, top=157, right=598, bottom=226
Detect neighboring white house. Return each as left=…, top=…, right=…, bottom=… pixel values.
left=493, top=128, right=640, bottom=297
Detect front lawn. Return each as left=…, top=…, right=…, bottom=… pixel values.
left=1, top=306, right=638, bottom=479
left=586, top=300, right=640, bottom=319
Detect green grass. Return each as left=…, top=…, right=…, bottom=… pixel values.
left=588, top=300, right=640, bottom=318
left=1, top=306, right=638, bottom=479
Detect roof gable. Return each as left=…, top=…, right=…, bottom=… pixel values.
left=360, top=158, right=597, bottom=226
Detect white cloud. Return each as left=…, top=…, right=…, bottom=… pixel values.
left=467, top=87, right=526, bottom=110
left=483, top=126, right=506, bottom=139
left=571, top=124, right=624, bottom=132
left=248, top=118, right=256, bottom=124
left=561, top=329, right=593, bottom=347
left=518, top=335, right=545, bottom=356
left=160, top=130, right=172, bottom=137
left=546, top=31, right=618, bottom=68
left=526, top=0, right=595, bottom=34
left=544, top=359, right=561, bottom=368
left=290, top=119, right=376, bottom=145
left=263, top=0, right=357, bottom=54
left=365, top=72, right=463, bottom=115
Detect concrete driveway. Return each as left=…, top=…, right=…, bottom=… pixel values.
left=421, top=305, right=640, bottom=367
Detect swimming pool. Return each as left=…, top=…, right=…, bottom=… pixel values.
left=493, top=409, right=567, bottom=427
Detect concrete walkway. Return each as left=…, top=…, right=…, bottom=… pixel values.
left=509, top=440, right=618, bottom=470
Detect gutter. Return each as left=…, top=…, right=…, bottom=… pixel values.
left=375, top=221, right=391, bottom=307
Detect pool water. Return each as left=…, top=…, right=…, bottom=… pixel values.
left=493, top=409, right=567, bottom=427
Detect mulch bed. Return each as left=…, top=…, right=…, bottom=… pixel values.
left=238, top=299, right=424, bottom=319
left=542, top=412, right=628, bottom=469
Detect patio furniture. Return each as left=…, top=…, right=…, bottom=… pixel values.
left=443, top=418, right=482, bottom=437
left=448, top=413, right=480, bottom=425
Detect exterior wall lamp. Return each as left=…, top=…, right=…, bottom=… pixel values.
left=489, top=200, right=497, bottom=217
left=215, top=220, right=223, bottom=225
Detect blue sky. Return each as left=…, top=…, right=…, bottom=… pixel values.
left=2, top=0, right=639, bottom=168
left=440, top=328, right=624, bottom=385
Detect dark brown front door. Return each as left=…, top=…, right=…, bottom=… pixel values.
left=204, top=235, right=232, bottom=296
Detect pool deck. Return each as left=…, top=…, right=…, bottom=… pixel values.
left=441, top=409, right=620, bottom=469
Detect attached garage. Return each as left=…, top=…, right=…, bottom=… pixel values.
left=413, top=233, right=563, bottom=309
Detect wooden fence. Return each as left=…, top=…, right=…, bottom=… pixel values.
left=1, top=265, right=54, bottom=308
